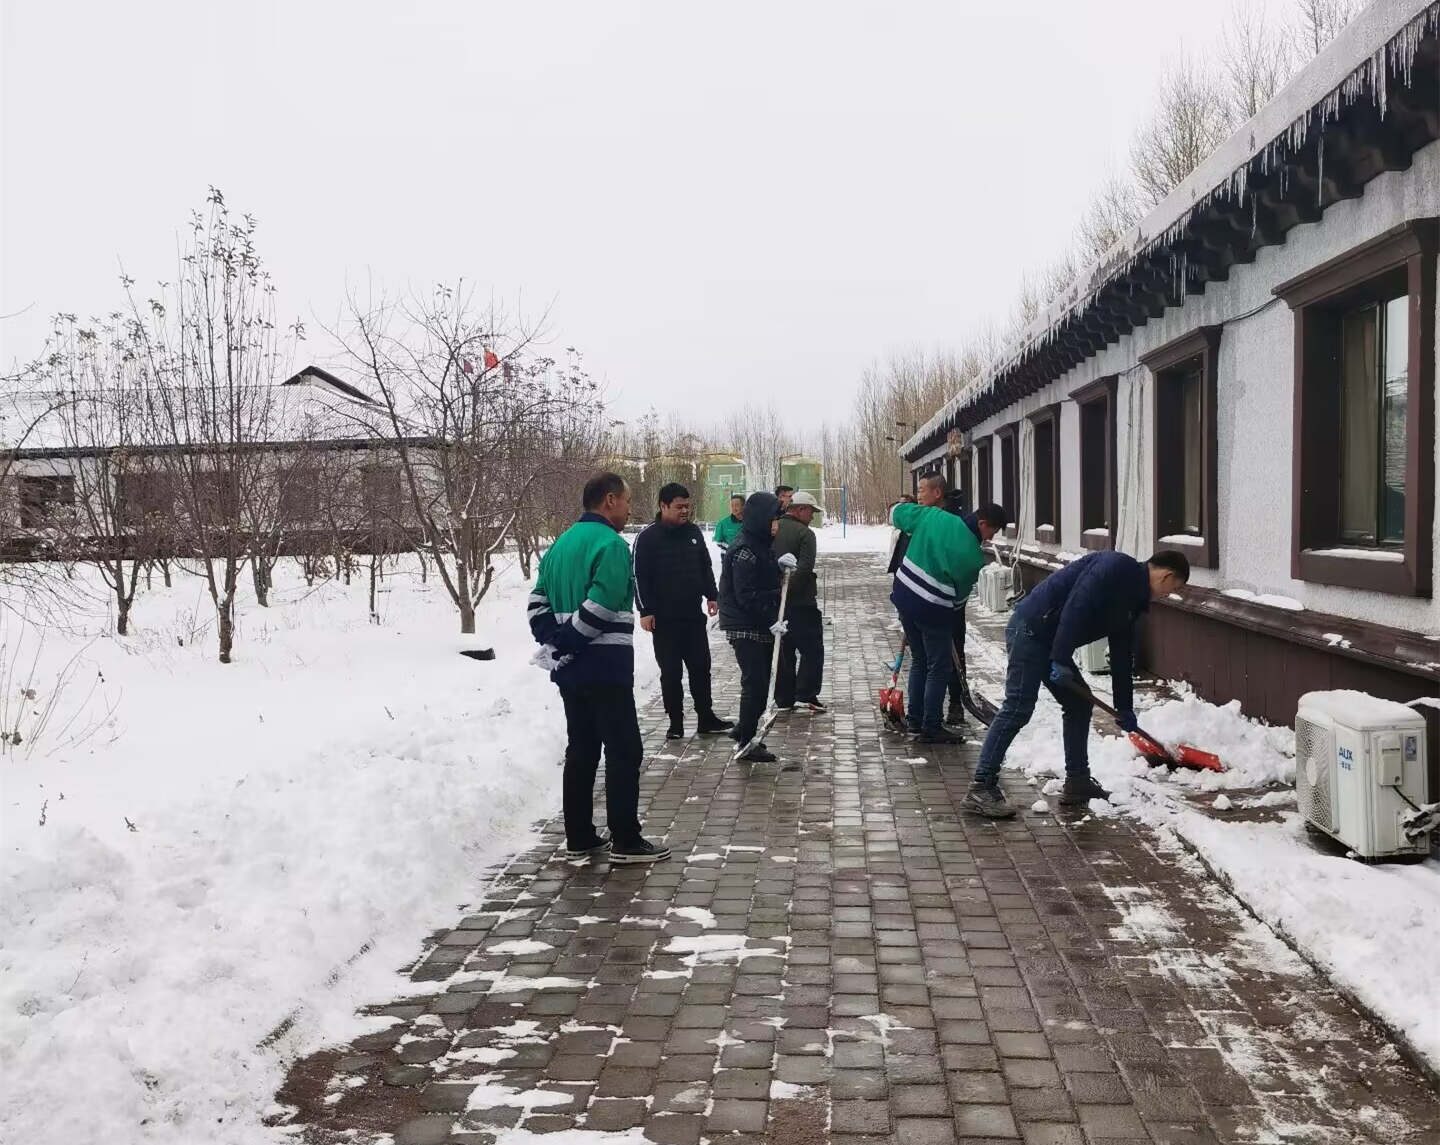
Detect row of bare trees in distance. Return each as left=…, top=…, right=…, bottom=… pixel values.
left=2, top=191, right=615, bottom=658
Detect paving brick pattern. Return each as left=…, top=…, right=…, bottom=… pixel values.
left=277, top=553, right=1440, bottom=1145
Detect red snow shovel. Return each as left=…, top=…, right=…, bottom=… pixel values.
left=1064, top=678, right=1223, bottom=773
left=879, top=636, right=909, bottom=733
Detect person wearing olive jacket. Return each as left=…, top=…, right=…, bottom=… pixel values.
left=773, top=490, right=825, bottom=713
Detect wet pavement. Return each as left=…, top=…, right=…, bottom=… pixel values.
left=273, top=552, right=1440, bottom=1144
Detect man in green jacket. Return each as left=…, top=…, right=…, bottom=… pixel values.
left=773, top=490, right=825, bottom=713
left=889, top=479, right=985, bottom=743
left=713, top=494, right=744, bottom=549
left=528, top=472, right=670, bottom=865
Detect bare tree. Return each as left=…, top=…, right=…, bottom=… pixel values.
left=1292, top=0, right=1362, bottom=58
left=1130, top=53, right=1232, bottom=206
left=1075, top=174, right=1146, bottom=265
left=1221, top=3, right=1293, bottom=125
left=18, top=313, right=173, bottom=635
left=723, top=403, right=793, bottom=494
left=125, top=188, right=300, bottom=663
left=336, top=283, right=599, bottom=634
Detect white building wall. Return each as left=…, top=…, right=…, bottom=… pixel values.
left=963, top=137, right=1440, bottom=636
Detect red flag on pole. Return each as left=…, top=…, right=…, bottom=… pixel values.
left=483, top=349, right=500, bottom=370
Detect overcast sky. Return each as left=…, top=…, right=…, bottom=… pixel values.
left=1, top=1, right=1237, bottom=422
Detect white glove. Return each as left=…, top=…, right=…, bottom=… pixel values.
left=777, top=553, right=798, bottom=571
left=530, top=644, right=571, bottom=672
left=769, top=620, right=789, bottom=636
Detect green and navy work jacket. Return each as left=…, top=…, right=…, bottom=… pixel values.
left=528, top=512, right=635, bottom=687
left=888, top=501, right=985, bottom=628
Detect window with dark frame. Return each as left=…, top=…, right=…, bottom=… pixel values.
left=1028, top=405, right=1061, bottom=545
left=1338, top=295, right=1408, bottom=546
left=18, top=475, right=75, bottom=528
left=1074, top=375, right=1117, bottom=551
left=361, top=465, right=402, bottom=518
left=1275, top=218, right=1435, bottom=597
left=996, top=424, right=1018, bottom=535
left=117, top=471, right=175, bottom=526
left=194, top=469, right=239, bottom=527
left=278, top=465, right=321, bottom=523
left=976, top=438, right=993, bottom=509
left=1141, top=326, right=1220, bottom=569
left=959, top=446, right=973, bottom=513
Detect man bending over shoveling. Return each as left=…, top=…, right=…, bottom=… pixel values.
left=964, top=549, right=1191, bottom=819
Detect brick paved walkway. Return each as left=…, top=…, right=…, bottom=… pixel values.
left=275, top=553, right=1440, bottom=1145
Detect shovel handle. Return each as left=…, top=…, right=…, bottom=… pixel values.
left=1057, top=674, right=1172, bottom=758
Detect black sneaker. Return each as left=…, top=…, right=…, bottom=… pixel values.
left=916, top=727, right=964, bottom=745
left=738, top=743, right=778, bottom=763
left=963, top=783, right=1016, bottom=819
left=1060, top=774, right=1111, bottom=806
left=564, top=835, right=611, bottom=859
left=610, top=837, right=672, bottom=865
left=799, top=699, right=828, bottom=714
left=945, top=703, right=967, bottom=727
left=665, top=722, right=684, bottom=740
left=697, top=714, right=735, bottom=734
left=775, top=702, right=796, bottom=712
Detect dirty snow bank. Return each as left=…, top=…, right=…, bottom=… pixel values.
left=995, top=665, right=1440, bottom=1073
left=0, top=558, right=659, bottom=1144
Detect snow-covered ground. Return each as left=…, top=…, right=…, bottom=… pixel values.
left=975, top=633, right=1440, bottom=1075
left=814, top=522, right=890, bottom=554
left=0, top=554, right=658, bottom=1144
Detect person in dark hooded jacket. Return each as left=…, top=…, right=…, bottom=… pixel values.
left=718, top=492, right=796, bottom=762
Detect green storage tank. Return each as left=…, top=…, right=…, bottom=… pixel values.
left=700, top=455, right=746, bottom=523
left=780, top=456, right=824, bottom=524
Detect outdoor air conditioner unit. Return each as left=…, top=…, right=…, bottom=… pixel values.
left=1077, top=638, right=1109, bottom=674
left=978, top=563, right=1012, bottom=612
left=1294, top=690, right=1430, bottom=860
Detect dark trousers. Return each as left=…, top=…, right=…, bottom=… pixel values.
left=730, top=637, right=774, bottom=744
left=975, top=612, right=1093, bottom=783
left=899, top=613, right=954, bottom=734
left=652, top=617, right=714, bottom=722
left=558, top=683, right=644, bottom=848
left=947, top=608, right=967, bottom=708
left=774, top=604, right=824, bottom=707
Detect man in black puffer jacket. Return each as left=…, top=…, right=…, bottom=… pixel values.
left=633, top=483, right=734, bottom=740
left=718, top=491, right=796, bottom=763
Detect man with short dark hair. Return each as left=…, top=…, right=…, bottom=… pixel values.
left=713, top=493, right=745, bottom=549
left=944, top=499, right=1010, bottom=727
left=773, top=490, right=825, bottom=714
left=633, top=482, right=733, bottom=741
left=774, top=485, right=794, bottom=518
left=528, top=473, right=670, bottom=864
left=965, top=548, right=1192, bottom=819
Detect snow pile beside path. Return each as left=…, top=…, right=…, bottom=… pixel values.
left=1000, top=681, right=1295, bottom=794
left=989, top=655, right=1439, bottom=1073
left=1129, top=802, right=1440, bottom=1074
left=0, top=558, right=660, bottom=1144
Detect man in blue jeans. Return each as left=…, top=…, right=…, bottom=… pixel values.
left=965, top=548, right=1191, bottom=818
left=889, top=474, right=984, bottom=744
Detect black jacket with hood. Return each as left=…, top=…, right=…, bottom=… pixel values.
left=718, top=492, right=782, bottom=635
